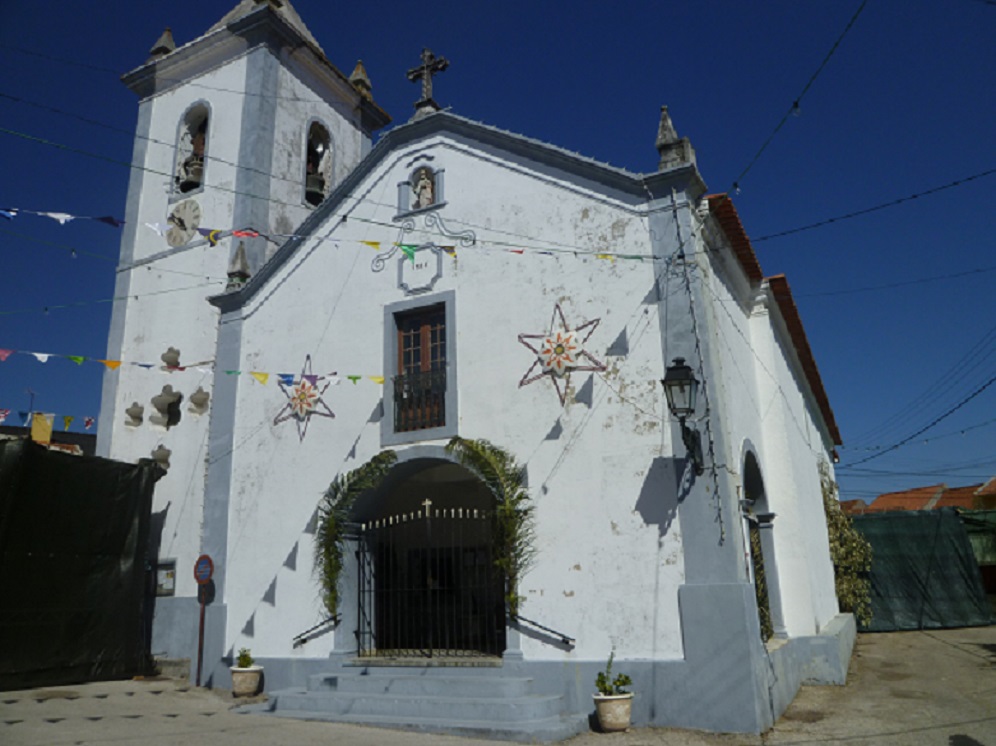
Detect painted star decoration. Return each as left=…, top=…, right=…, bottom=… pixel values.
left=518, top=304, right=606, bottom=405
left=273, top=355, right=336, bottom=440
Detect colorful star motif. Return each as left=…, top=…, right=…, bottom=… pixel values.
left=519, top=304, right=606, bottom=405
left=273, top=355, right=335, bottom=440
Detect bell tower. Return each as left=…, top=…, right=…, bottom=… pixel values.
left=97, top=0, right=389, bottom=611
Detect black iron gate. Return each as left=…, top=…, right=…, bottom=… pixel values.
left=356, top=501, right=505, bottom=658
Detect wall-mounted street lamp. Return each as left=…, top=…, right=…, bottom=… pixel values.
left=661, top=357, right=704, bottom=475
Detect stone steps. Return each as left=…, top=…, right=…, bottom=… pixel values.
left=257, top=669, right=588, bottom=742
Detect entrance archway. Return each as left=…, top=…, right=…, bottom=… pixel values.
left=352, top=459, right=506, bottom=658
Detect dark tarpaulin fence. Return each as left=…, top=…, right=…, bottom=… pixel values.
left=0, top=439, right=161, bottom=690
left=852, top=508, right=993, bottom=632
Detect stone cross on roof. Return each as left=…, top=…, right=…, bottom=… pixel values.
left=407, top=48, right=449, bottom=118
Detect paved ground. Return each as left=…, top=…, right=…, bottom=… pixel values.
left=2, top=627, right=994, bottom=746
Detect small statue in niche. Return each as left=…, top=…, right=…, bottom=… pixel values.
left=411, top=167, right=435, bottom=210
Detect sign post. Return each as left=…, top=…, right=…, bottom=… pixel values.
left=193, top=554, right=214, bottom=686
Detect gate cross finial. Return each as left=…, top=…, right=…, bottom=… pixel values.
left=421, top=497, right=433, bottom=512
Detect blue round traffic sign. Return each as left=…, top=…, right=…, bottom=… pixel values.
left=194, top=554, right=214, bottom=585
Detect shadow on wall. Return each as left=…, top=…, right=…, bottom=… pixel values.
left=634, top=456, right=682, bottom=537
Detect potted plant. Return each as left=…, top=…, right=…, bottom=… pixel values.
left=230, top=647, right=263, bottom=697
left=593, top=652, right=633, bottom=732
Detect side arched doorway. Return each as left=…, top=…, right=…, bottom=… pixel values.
left=351, top=459, right=506, bottom=658
left=743, top=451, right=785, bottom=640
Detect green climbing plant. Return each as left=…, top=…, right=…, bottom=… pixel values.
left=820, top=461, right=873, bottom=626
left=445, top=436, right=536, bottom=617
left=315, top=450, right=397, bottom=617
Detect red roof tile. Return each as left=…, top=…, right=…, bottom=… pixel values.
left=706, top=194, right=763, bottom=283
left=935, top=486, right=979, bottom=510
left=865, top=484, right=945, bottom=512
left=766, top=275, right=842, bottom=446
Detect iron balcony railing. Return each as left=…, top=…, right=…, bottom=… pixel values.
left=393, top=368, right=446, bottom=432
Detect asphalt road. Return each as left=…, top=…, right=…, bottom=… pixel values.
left=2, top=626, right=994, bottom=746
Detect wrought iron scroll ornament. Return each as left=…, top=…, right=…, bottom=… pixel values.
left=372, top=213, right=476, bottom=295
left=518, top=304, right=607, bottom=405
left=273, top=354, right=336, bottom=441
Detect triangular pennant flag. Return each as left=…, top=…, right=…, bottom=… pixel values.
left=509, top=249, right=524, bottom=255
left=0, top=408, right=9, bottom=424
left=41, top=212, right=74, bottom=225
left=31, top=412, right=54, bottom=444
left=134, top=362, right=154, bottom=369
left=0, top=349, right=14, bottom=361
left=250, top=372, right=269, bottom=385
left=63, top=415, right=74, bottom=431
left=441, top=245, right=456, bottom=257
left=232, top=229, right=259, bottom=238
left=369, top=376, right=385, bottom=385
left=32, top=352, right=51, bottom=363
left=347, top=375, right=361, bottom=384
left=67, top=355, right=85, bottom=365
left=399, top=244, right=417, bottom=264
left=93, top=215, right=125, bottom=227
left=595, top=253, right=615, bottom=262
left=277, top=373, right=295, bottom=387
left=360, top=240, right=381, bottom=250
left=0, top=209, right=16, bottom=220
left=198, top=228, right=221, bottom=246
left=84, top=416, right=95, bottom=430
left=302, top=374, right=318, bottom=387
left=225, top=370, right=241, bottom=375
left=99, top=359, right=122, bottom=370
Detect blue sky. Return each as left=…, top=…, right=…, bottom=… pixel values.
left=0, top=0, right=993, bottom=502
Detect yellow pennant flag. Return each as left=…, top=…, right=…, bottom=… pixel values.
left=99, top=359, right=122, bottom=370
left=595, top=253, right=616, bottom=262
left=250, top=372, right=270, bottom=385
left=63, top=415, right=74, bottom=431
left=360, top=240, right=381, bottom=250
left=31, top=412, right=54, bottom=445
left=369, top=376, right=385, bottom=385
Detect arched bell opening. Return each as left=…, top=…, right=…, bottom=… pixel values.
left=304, top=121, right=332, bottom=207
left=351, top=458, right=506, bottom=659
left=175, top=105, right=209, bottom=194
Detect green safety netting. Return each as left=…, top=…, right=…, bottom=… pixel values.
left=852, top=508, right=993, bottom=632
left=0, top=439, right=161, bottom=690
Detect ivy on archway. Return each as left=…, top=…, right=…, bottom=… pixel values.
left=445, top=436, right=536, bottom=617
left=315, top=450, right=397, bottom=617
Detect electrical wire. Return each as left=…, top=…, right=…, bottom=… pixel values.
left=754, top=168, right=996, bottom=242
left=840, top=373, right=996, bottom=468
left=728, top=0, right=868, bottom=194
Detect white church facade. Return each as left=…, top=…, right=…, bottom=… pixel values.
left=98, top=1, right=854, bottom=738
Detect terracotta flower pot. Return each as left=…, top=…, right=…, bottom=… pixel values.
left=230, top=665, right=263, bottom=697
left=593, top=692, right=633, bottom=732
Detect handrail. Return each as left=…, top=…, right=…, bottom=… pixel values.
left=292, top=615, right=339, bottom=648
left=509, top=614, right=575, bottom=646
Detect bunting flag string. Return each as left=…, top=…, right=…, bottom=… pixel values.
left=0, top=341, right=353, bottom=394
left=1, top=207, right=124, bottom=227
left=0, top=409, right=96, bottom=434
left=133, top=218, right=655, bottom=264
